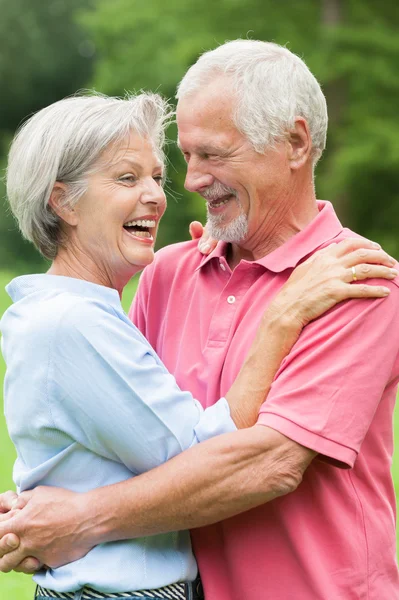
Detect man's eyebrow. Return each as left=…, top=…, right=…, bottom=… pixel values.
left=176, top=142, right=226, bottom=155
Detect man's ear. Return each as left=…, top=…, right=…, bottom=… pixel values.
left=48, top=183, right=78, bottom=226
left=286, top=117, right=312, bottom=170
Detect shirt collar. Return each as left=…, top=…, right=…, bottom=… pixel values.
left=6, top=274, right=122, bottom=309
left=196, top=200, right=344, bottom=273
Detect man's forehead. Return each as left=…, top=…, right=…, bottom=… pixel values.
left=176, top=97, right=240, bottom=152
left=177, top=136, right=228, bottom=154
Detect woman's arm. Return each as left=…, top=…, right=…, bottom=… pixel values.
left=225, top=237, right=397, bottom=427
left=0, top=239, right=396, bottom=571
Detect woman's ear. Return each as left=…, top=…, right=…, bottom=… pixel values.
left=48, top=183, right=78, bottom=226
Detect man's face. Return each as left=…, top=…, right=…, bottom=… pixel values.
left=176, top=79, right=291, bottom=251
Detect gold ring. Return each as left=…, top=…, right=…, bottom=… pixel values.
left=351, top=266, right=357, bottom=282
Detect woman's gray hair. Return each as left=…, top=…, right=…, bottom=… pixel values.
left=6, top=92, right=172, bottom=260
left=176, top=40, right=328, bottom=166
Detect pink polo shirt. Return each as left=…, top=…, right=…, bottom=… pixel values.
left=130, top=201, right=399, bottom=600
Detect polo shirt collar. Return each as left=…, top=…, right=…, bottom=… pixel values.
left=197, top=200, right=344, bottom=273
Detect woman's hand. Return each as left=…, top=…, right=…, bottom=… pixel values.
left=228, top=237, right=396, bottom=429
left=0, top=491, right=42, bottom=574
left=189, top=221, right=217, bottom=255
left=268, top=238, right=397, bottom=330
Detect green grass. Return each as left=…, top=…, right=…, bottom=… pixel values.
left=0, top=269, right=398, bottom=597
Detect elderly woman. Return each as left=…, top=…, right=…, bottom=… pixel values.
left=0, top=92, right=396, bottom=600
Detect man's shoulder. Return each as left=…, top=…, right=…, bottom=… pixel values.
left=143, top=239, right=204, bottom=282
left=316, top=228, right=399, bottom=290
left=155, top=238, right=202, bottom=264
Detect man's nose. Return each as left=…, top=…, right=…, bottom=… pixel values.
left=184, top=162, right=214, bottom=193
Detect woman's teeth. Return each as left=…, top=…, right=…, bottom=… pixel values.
left=124, top=219, right=156, bottom=228
left=133, top=230, right=151, bottom=238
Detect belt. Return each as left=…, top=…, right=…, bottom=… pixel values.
left=35, top=578, right=204, bottom=600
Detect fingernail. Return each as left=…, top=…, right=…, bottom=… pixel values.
left=372, top=242, right=381, bottom=249
left=382, top=287, right=391, bottom=295
left=390, top=269, right=398, bottom=277
left=10, top=498, right=19, bottom=509
left=389, top=257, right=396, bottom=265
left=200, top=244, right=210, bottom=253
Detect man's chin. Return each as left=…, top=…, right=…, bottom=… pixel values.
left=206, top=215, right=248, bottom=244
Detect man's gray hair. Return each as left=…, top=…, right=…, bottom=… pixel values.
left=177, top=40, right=328, bottom=165
left=6, top=92, right=172, bottom=260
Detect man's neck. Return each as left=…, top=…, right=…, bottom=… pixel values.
left=227, top=196, right=319, bottom=270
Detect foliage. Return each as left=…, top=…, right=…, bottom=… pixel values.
left=0, top=0, right=95, bottom=133
left=1, top=0, right=399, bottom=266
left=80, top=0, right=399, bottom=252
left=0, top=0, right=97, bottom=269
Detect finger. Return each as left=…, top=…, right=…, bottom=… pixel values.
left=0, top=547, right=28, bottom=573
left=343, top=249, right=396, bottom=268
left=0, top=491, right=18, bottom=513
left=14, top=556, right=42, bottom=574
left=341, top=283, right=391, bottom=300
left=0, top=533, right=20, bottom=558
left=189, top=221, right=204, bottom=240
left=333, top=238, right=382, bottom=257
left=0, top=509, right=19, bottom=523
left=198, top=233, right=218, bottom=255
left=11, top=496, right=28, bottom=510
left=344, top=265, right=398, bottom=283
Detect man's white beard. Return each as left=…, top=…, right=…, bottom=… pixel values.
left=206, top=201, right=248, bottom=243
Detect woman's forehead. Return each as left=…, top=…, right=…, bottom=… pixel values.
left=99, top=132, right=164, bottom=170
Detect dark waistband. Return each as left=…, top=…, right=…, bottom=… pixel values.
left=35, top=577, right=204, bottom=600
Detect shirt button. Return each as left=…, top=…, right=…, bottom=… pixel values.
left=227, top=295, right=236, bottom=304
left=219, top=262, right=226, bottom=271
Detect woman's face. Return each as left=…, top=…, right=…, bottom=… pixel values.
left=71, top=131, right=167, bottom=287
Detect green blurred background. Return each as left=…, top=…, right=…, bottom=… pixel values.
left=0, top=0, right=398, bottom=596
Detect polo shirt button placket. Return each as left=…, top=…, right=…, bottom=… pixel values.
left=227, top=295, right=236, bottom=304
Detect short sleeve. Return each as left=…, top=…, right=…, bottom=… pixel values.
left=48, top=299, right=236, bottom=474
left=257, top=281, right=399, bottom=468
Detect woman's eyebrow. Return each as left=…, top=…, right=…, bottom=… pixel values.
left=110, top=158, right=164, bottom=173
left=112, top=158, right=142, bottom=171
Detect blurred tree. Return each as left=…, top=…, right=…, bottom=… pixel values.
left=1, top=0, right=398, bottom=267
left=81, top=0, right=399, bottom=252
left=0, top=0, right=96, bottom=268
left=0, top=0, right=95, bottom=132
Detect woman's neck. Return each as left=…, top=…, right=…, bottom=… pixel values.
left=48, top=247, right=135, bottom=299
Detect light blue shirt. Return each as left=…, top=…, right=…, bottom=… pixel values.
left=0, top=274, right=236, bottom=593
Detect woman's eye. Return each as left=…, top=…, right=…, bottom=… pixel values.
left=119, top=175, right=136, bottom=183
left=153, top=176, right=164, bottom=186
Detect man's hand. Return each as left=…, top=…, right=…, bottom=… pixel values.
left=189, top=221, right=217, bottom=255
left=0, top=486, right=94, bottom=572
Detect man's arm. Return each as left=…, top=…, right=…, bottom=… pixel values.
left=1, top=239, right=397, bottom=571
left=0, top=425, right=315, bottom=570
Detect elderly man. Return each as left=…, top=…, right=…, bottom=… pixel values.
left=1, top=40, right=399, bottom=600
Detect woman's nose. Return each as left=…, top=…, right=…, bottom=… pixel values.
left=141, top=178, right=167, bottom=207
